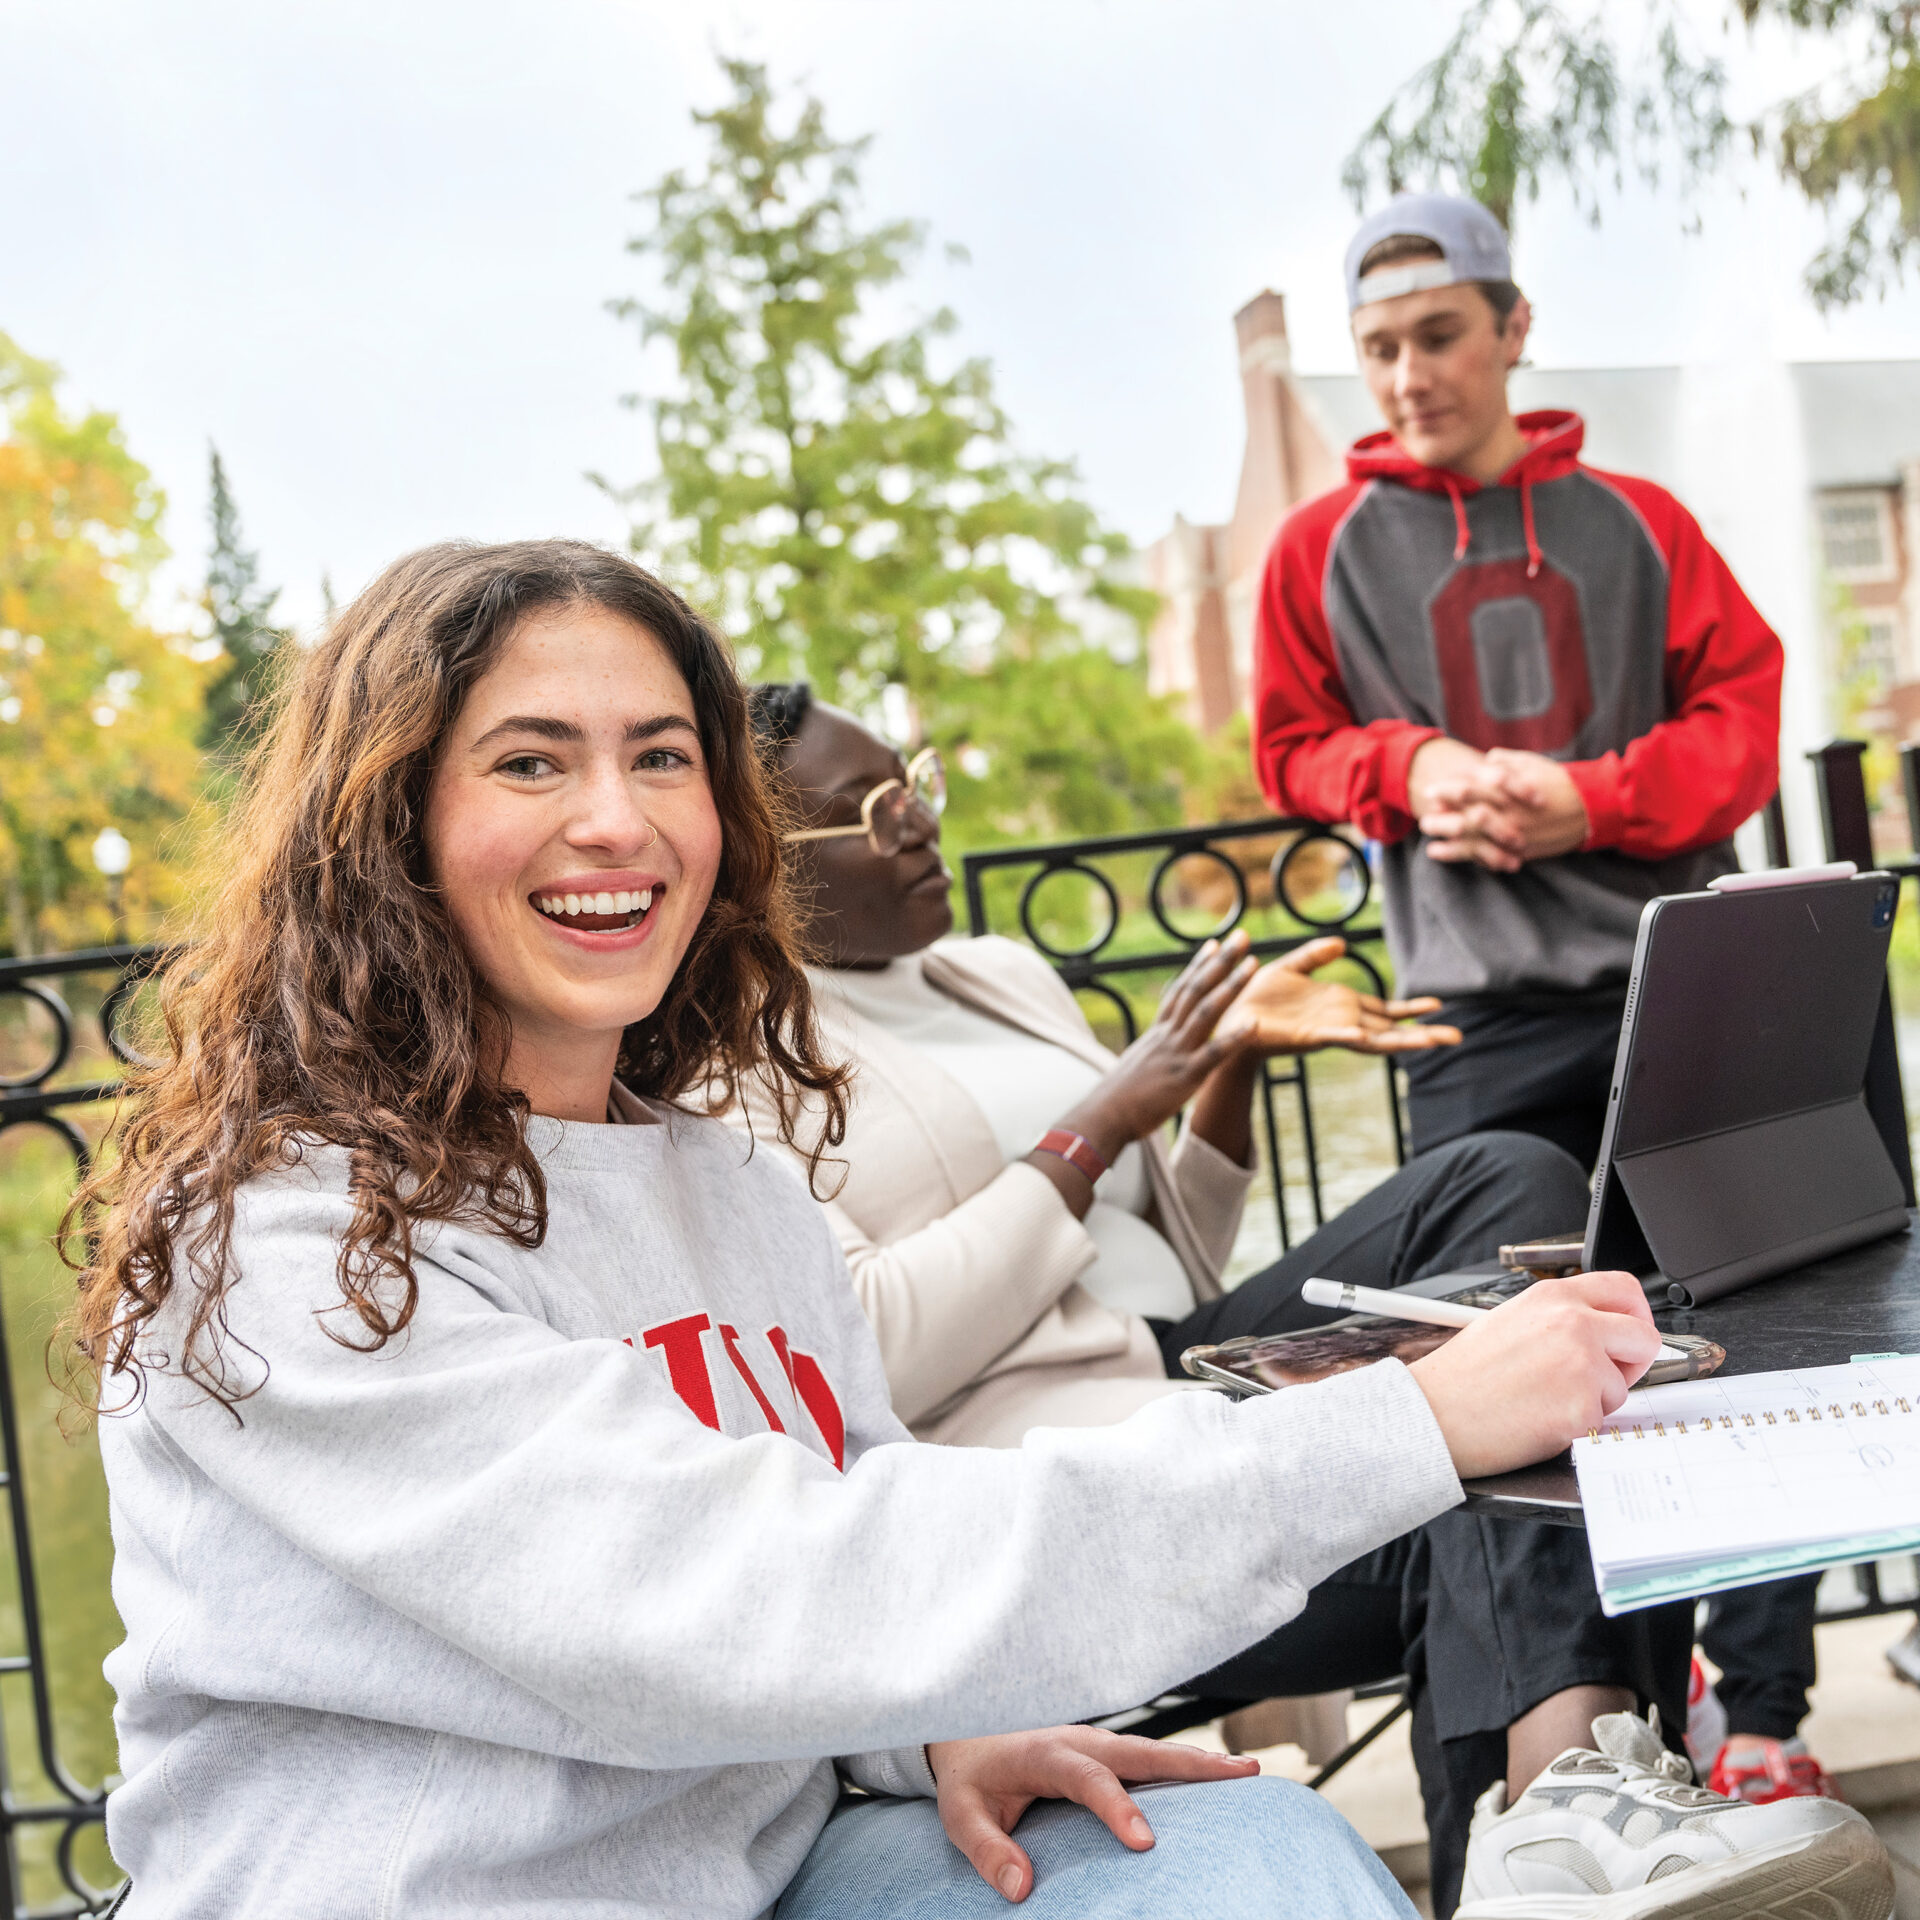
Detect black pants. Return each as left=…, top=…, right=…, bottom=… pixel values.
left=1402, top=993, right=1823, bottom=1745
left=1401, top=990, right=1629, bottom=1172
left=1700, top=1575, right=1822, bottom=1741
left=1151, top=1132, right=1693, bottom=1919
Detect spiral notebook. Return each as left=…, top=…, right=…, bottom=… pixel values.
left=1574, top=1355, right=1920, bottom=1615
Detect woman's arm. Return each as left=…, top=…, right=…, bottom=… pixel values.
left=1184, top=1052, right=1262, bottom=1169
left=133, top=1186, right=1457, bottom=1775
left=1028, top=939, right=1262, bottom=1218
left=132, top=1180, right=1653, bottom=1780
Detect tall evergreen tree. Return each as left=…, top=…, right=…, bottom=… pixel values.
left=200, top=446, right=286, bottom=753
left=599, top=59, right=1201, bottom=849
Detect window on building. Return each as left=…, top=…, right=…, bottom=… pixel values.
left=1819, top=491, right=1898, bottom=583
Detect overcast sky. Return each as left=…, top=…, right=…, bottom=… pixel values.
left=9, top=0, right=1920, bottom=632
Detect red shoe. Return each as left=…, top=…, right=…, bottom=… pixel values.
left=1708, top=1735, right=1842, bottom=1804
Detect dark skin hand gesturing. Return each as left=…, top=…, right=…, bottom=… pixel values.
left=777, top=703, right=1459, bottom=1220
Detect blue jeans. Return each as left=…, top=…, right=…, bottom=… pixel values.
left=776, top=1778, right=1419, bottom=1919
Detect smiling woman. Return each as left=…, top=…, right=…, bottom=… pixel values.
left=70, top=539, right=845, bottom=1402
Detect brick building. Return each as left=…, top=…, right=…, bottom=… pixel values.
left=1144, top=293, right=1920, bottom=843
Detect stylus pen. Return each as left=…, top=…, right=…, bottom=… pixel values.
left=1298, top=1278, right=1688, bottom=1361
left=1300, top=1278, right=1480, bottom=1327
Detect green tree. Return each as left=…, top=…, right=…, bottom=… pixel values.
left=1348, top=1, right=1920, bottom=310
left=0, top=332, right=212, bottom=954
left=598, top=59, right=1202, bottom=848
left=199, top=445, right=287, bottom=756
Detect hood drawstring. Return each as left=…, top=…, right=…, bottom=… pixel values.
left=1443, top=470, right=1541, bottom=574
left=1445, top=476, right=1470, bottom=562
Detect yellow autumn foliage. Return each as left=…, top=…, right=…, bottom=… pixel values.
left=0, top=332, right=214, bottom=953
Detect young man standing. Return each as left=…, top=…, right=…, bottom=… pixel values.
left=1249, top=193, right=1837, bottom=1895
left=1253, top=194, right=1781, bottom=1171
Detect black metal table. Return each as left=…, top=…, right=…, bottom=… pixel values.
left=1462, top=1215, right=1920, bottom=1523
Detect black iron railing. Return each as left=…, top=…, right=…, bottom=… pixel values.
left=1807, top=738, right=1920, bottom=1623
left=1817, top=739, right=1919, bottom=1208
left=961, top=815, right=1401, bottom=1250
left=0, top=945, right=156, bottom=1918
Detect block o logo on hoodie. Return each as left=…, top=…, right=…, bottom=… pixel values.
left=1428, top=556, right=1592, bottom=754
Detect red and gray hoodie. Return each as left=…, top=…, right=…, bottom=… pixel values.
left=1250, top=410, right=1784, bottom=1000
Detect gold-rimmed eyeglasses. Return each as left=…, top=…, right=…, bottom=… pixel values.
left=784, top=748, right=947, bottom=857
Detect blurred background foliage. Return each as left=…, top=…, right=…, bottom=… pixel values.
left=0, top=336, right=214, bottom=956
left=196, top=446, right=290, bottom=776
left=1350, top=0, right=1920, bottom=311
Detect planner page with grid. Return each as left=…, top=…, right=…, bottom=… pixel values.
left=1572, top=1355, right=1920, bottom=1615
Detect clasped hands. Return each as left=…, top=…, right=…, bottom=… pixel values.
left=1407, top=737, right=1589, bottom=872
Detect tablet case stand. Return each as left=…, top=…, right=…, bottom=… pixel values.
left=1584, top=869, right=1910, bottom=1307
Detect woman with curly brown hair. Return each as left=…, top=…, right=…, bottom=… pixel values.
left=72, top=539, right=1666, bottom=1920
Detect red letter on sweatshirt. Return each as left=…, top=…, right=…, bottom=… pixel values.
left=767, top=1326, right=846, bottom=1470
left=643, top=1314, right=720, bottom=1430
left=718, top=1324, right=786, bottom=1436
left=1428, top=557, right=1592, bottom=754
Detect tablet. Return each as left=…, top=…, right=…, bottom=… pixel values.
left=1179, top=1269, right=1725, bottom=1396
left=1584, top=864, right=1909, bottom=1306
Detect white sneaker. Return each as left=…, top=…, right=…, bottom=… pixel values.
left=1455, top=1706, right=1892, bottom=1919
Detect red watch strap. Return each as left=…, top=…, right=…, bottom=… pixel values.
left=1033, top=1128, right=1109, bottom=1185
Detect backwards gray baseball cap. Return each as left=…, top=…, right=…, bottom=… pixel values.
left=1344, top=193, right=1512, bottom=312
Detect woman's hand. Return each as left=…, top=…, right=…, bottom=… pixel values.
left=926, top=1726, right=1259, bottom=1903
left=1407, top=1271, right=1664, bottom=1480
left=1213, top=936, right=1461, bottom=1058
left=1039, top=933, right=1260, bottom=1175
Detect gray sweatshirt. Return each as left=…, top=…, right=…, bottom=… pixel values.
left=100, top=1100, right=1461, bottom=1919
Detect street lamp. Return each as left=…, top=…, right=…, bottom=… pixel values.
left=92, top=827, right=131, bottom=941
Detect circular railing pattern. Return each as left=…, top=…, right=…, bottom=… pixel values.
left=1005, top=826, right=1375, bottom=973
left=0, top=981, right=73, bottom=1092
left=1146, top=846, right=1247, bottom=947
left=53, top=1800, right=113, bottom=1911
left=98, top=953, right=166, bottom=1071
left=1018, top=860, right=1122, bottom=962
left=1073, top=978, right=1141, bottom=1045
left=1270, top=830, right=1372, bottom=931
left=962, top=818, right=1398, bottom=1248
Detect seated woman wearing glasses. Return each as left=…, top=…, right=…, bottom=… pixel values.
left=741, top=685, right=1733, bottom=1918
left=747, top=681, right=1566, bottom=1446
left=74, top=543, right=1686, bottom=1920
